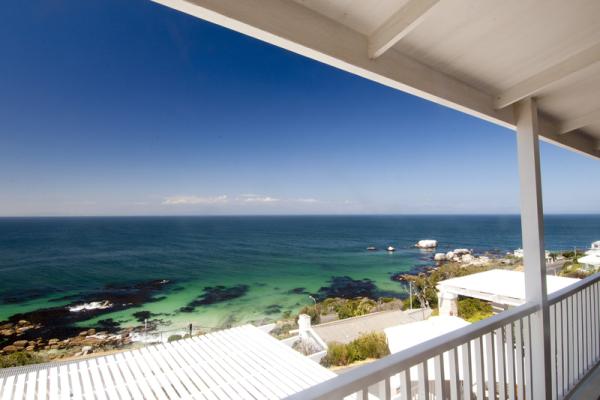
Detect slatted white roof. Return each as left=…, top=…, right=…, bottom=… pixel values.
left=153, top=0, right=600, bottom=159
left=0, top=325, right=336, bottom=400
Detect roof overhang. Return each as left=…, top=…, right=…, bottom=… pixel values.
left=153, top=0, right=600, bottom=159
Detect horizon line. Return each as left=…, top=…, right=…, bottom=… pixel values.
left=1, top=212, right=600, bottom=219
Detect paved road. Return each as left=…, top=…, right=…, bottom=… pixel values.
left=313, top=308, right=432, bottom=344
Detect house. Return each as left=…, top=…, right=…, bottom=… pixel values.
left=153, top=0, right=600, bottom=398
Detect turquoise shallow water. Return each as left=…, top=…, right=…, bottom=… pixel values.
left=0, top=215, right=598, bottom=334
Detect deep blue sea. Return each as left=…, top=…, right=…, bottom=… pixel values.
left=0, top=215, right=598, bottom=336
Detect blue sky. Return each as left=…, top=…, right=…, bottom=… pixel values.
left=0, top=0, right=598, bottom=216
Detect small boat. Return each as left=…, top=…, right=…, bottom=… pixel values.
left=366, top=246, right=377, bottom=251
left=387, top=246, right=396, bottom=252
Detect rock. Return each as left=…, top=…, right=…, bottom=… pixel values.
left=2, top=345, right=18, bottom=354
left=48, top=338, right=59, bottom=345
left=25, top=346, right=35, bottom=351
left=13, top=340, right=28, bottom=347
left=416, top=239, right=438, bottom=249
left=79, top=330, right=89, bottom=337
left=434, top=253, right=446, bottom=261
left=15, top=326, right=31, bottom=334
left=17, top=320, right=29, bottom=326
left=453, top=248, right=471, bottom=256
left=88, top=328, right=96, bottom=335
left=446, top=251, right=455, bottom=260
left=0, top=323, right=14, bottom=330
left=81, top=346, right=93, bottom=355
left=461, top=254, right=474, bottom=263
left=0, top=329, right=15, bottom=336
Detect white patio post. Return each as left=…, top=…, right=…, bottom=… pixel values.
left=515, top=97, right=552, bottom=399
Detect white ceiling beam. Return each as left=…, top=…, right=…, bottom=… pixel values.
left=153, top=0, right=513, bottom=128
left=558, top=108, right=600, bottom=134
left=153, top=0, right=600, bottom=160
left=368, top=0, right=440, bottom=59
left=495, top=42, right=600, bottom=109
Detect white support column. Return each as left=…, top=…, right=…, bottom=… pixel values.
left=515, top=97, right=552, bottom=399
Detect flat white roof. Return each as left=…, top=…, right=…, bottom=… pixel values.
left=0, top=325, right=335, bottom=400
left=579, top=252, right=600, bottom=267
left=437, top=269, right=579, bottom=306
left=385, top=316, right=469, bottom=355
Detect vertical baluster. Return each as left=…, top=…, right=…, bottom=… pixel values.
left=361, top=388, right=368, bottom=400
left=418, top=361, right=429, bottom=399
left=584, top=287, right=589, bottom=371
left=495, top=326, right=506, bottom=400
left=434, top=354, right=445, bottom=399
left=383, top=377, right=391, bottom=400
left=474, top=337, right=485, bottom=400
left=485, top=332, right=496, bottom=398
left=568, top=295, right=575, bottom=389
left=578, top=290, right=584, bottom=378
left=506, top=322, right=516, bottom=400
left=556, top=300, right=564, bottom=398
left=399, top=370, right=411, bottom=400
left=592, top=283, right=600, bottom=362
left=462, top=342, right=472, bottom=400
left=550, top=304, right=557, bottom=400
left=515, top=319, right=525, bottom=400
left=583, top=288, right=588, bottom=371
left=523, top=317, right=533, bottom=400
left=590, top=284, right=598, bottom=365
left=448, top=348, right=459, bottom=400
left=588, top=286, right=593, bottom=370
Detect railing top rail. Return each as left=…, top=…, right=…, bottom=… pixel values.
left=285, top=301, right=538, bottom=400
left=548, top=271, right=600, bottom=305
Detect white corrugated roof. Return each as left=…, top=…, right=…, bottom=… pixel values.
left=0, top=325, right=335, bottom=400
left=437, top=269, right=579, bottom=306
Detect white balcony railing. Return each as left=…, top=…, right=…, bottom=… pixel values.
left=288, top=273, right=600, bottom=400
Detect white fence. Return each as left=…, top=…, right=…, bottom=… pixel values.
left=288, top=273, right=600, bottom=400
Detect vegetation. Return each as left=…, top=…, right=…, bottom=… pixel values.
left=167, top=334, right=183, bottom=342
left=0, top=351, right=47, bottom=368
left=320, top=332, right=389, bottom=367
left=457, top=297, right=493, bottom=323
left=400, top=263, right=493, bottom=309
left=321, top=298, right=376, bottom=319
left=270, top=322, right=296, bottom=340
left=297, top=304, right=321, bottom=324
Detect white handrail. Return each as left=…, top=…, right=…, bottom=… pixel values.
left=285, top=301, right=538, bottom=400
left=548, top=271, right=600, bottom=304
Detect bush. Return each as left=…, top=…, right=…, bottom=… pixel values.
left=0, top=352, right=46, bottom=368
left=458, top=298, right=493, bottom=323
left=167, top=334, right=182, bottom=342
left=321, top=332, right=389, bottom=367
left=335, top=298, right=376, bottom=319
left=297, top=305, right=321, bottom=324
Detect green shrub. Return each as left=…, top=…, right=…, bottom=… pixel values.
left=297, top=305, right=321, bottom=324
left=335, top=298, right=376, bottom=319
left=321, top=332, right=389, bottom=367
left=0, top=352, right=46, bottom=368
left=167, top=334, right=182, bottom=342
left=458, top=298, right=493, bottom=323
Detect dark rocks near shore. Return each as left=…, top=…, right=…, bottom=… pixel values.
left=264, top=304, right=282, bottom=315
left=179, top=285, right=249, bottom=313
left=287, top=287, right=308, bottom=295
left=314, top=276, right=378, bottom=301
left=0, top=279, right=173, bottom=343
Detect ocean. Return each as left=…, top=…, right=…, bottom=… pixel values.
left=0, top=215, right=598, bottom=337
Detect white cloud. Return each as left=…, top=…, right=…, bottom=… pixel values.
left=295, top=198, right=319, bottom=203
left=238, top=194, right=280, bottom=203
left=162, top=195, right=228, bottom=205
